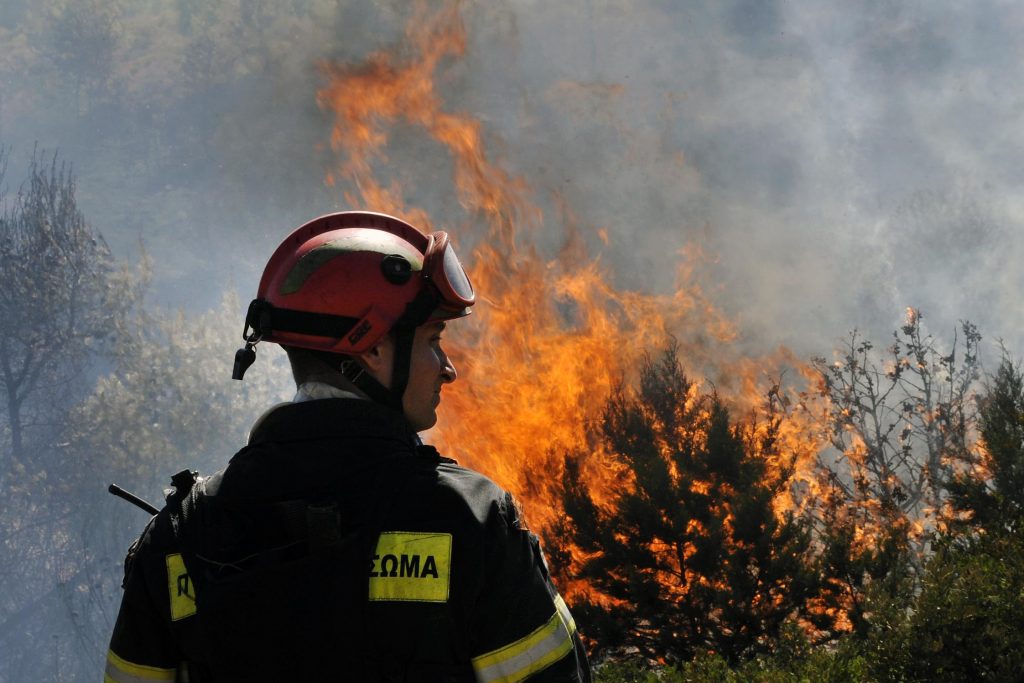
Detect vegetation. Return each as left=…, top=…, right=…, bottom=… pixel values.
left=0, top=146, right=138, bottom=681
left=947, top=356, right=1024, bottom=533
left=812, top=312, right=981, bottom=523
left=875, top=530, right=1024, bottom=681
left=560, top=329, right=1023, bottom=681
left=593, top=646, right=871, bottom=683
left=0, top=146, right=137, bottom=465
left=0, top=146, right=289, bottom=680
left=0, top=150, right=1017, bottom=676
left=590, top=519, right=1024, bottom=683
left=887, top=356, right=1024, bottom=681
left=557, top=343, right=818, bottom=663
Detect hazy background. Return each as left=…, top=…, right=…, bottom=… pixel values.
left=2, top=0, right=1020, bottom=357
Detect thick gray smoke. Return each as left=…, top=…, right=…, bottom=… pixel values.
left=2, top=0, right=1019, bottom=357
left=462, top=1, right=1024, bottom=355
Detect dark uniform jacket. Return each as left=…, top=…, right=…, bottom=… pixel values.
left=105, top=398, right=590, bottom=682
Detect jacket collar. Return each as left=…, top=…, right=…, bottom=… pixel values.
left=246, top=398, right=419, bottom=449
left=219, top=399, right=425, bottom=502
left=293, top=380, right=365, bottom=403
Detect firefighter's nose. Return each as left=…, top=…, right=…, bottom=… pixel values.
left=441, top=352, right=457, bottom=384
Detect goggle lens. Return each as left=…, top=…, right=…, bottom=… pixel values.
left=441, top=243, right=474, bottom=303
left=426, top=232, right=475, bottom=308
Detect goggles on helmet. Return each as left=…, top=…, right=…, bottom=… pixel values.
left=424, top=231, right=475, bottom=313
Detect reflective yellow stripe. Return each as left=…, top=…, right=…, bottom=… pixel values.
left=104, top=650, right=175, bottom=683
left=166, top=553, right=196, bottom=620
left=472, top=594, right=577, bottom=683
left=554, top=594, right=577, bottom=634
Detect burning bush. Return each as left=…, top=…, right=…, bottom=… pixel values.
left=554, top=342, right=819, bottom=663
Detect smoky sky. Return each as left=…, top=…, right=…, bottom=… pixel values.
left=1, top=0, right=1021, bottom=360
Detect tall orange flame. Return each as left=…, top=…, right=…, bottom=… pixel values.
left=317, top=0, right=824, bottom=551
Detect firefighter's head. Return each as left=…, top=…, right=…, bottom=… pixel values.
left=233, top=211, right=475, bottom=430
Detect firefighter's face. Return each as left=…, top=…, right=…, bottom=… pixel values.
left=360, top=321, right=457, bottom=431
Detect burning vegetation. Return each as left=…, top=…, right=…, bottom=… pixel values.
left=555, top=344, right=819, bottom=662
left=316, top=0, right=813, bottom=536
left=310, top=2, right=1024, bottom=673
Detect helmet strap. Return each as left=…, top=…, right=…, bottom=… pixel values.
left=340, top=359, right=402, bottom=412
left=388, top=322, right=417, bottom=407
left=339, top=286, right=436, bottom=413
left=369, top=287, right=439, bottom=418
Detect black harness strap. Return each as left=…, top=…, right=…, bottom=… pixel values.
left=246, top=299, right=361, bottom=341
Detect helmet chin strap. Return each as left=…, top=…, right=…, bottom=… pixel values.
left=340, top=359, right=402, bottom=411
left=340, top=287, right=439, bottom=416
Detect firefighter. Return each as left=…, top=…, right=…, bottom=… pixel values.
left=104, top=211, right=591, bottom=682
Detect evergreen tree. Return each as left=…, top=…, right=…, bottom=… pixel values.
left=946, top=355, right=1024, bottom=533
left=558, top=343, right=816, bottom=663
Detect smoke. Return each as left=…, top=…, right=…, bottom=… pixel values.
left=1, top=0, right=1021, bottom=354
left=456, top=0, right=1024, bottom=355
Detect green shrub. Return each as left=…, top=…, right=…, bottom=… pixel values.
left=879, top=531, right=1024, bottom=682
left=592, top=645, right=871, bottom=683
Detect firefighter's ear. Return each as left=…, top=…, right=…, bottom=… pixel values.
left=356, top=335, right=395, bottom=384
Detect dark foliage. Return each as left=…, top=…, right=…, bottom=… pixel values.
left=862, top=530, right=1024, bottom=682
left=946, top=355, right=1024, bottom=534
left=558, top=342, right=817, bottom=663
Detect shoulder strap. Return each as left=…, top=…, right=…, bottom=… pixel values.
left=165, top=469, right=199, bottom=538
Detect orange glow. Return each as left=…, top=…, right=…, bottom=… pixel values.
left=317, top=0, right=837, bottom=610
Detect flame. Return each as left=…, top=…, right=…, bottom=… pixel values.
left=317, top=0, right=832, bottom=607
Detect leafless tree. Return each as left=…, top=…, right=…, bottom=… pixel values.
left=0, top=146, right=138, bottom=680
left=0, top=147, right=135, bottom=471
left=813, top=309, right=981, bottom=522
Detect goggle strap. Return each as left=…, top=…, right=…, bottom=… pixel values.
left=244, top=288, right=437, bottom=419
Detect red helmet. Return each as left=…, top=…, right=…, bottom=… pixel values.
left=233, top=211, right=474, bottom=383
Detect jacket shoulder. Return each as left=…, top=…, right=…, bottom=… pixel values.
left=121, top=471, right=220, bottom=582
left=427, top=462, right=523, bottom=532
